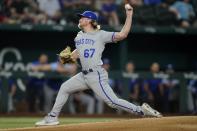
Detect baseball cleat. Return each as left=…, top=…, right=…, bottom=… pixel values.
left=141, top=103, right=162, bottom=117
left=35, top=114, right=59, bottom=126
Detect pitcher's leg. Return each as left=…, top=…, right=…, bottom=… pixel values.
left=50, top=73, right=88, bottom=116
left=89, top=71, right=143, bottom=115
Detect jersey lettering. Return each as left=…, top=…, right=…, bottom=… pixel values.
left=76, top=38, right=95, bottom=45
left=84, top=48, right=95, bottom=58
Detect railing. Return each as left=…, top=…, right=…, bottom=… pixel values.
left=1, top=70, right=196, bottom=113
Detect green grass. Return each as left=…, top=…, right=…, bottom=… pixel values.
left=0, top=117, right=119, bottom=129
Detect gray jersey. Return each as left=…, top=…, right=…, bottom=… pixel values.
left=48, top=31, right=146, bottom=119
left=74, top=30, right=115, bottom=70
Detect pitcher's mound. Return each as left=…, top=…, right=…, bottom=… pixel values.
left=9, top=116, right=197, bottom=131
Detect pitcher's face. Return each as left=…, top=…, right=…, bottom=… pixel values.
left=79, top=17, right=91, bottom=28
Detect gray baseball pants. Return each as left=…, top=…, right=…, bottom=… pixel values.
left=50, top=67, right=143, bottom=116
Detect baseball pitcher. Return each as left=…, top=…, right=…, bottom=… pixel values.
left=36, top=3, right=162, bottom=126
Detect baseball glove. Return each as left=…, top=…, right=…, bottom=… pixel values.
left=57, top=46, right=76, bottom=64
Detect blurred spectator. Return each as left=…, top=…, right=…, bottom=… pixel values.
left=191, top=0, right=197, bottom=17
left=2, top=0, right=15, bottom=23
left=0, top=8, right=7, bottom=23
left=123, top=61, right=141, bottom=105
left=129, top=0, right=144, bottom=7
left=144, top=0, right=162, bottom=5
left=60, top=0, right=95, bottom=25
left=7, top=79, right=17, bottom=113
left=162, top=64, right=180, bottom=113
left=4, top=0, right=38, bottom=24
left=36, top=0, right=62, bottom=24
left=59, top=0, right=80, bottom=25
left=100, top=0, right=120, bottom=26
left=188, top=79, right=197, bottom=114
left=153, top=0, right=177, bottom=26
left=169, top=0, right=196, bottom=27
left=60, top=0, right=81, bottom=9
left=143, top=62, right=164, bottom=110
left=80, top=0, right=94, bottom=9
left=27, top=54, right=48, bottom=113
left=162, top=0, right=176, bottom=6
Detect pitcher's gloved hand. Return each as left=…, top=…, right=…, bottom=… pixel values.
left=57, top=46, right=76, bottom=64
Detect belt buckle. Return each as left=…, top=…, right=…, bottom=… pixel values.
left=82, top=69, right=93, bottom=75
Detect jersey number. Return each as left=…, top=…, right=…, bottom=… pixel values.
left=84, top=49, right=95, bottom=58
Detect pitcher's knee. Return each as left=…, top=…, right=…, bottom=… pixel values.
left=106, top=101, right=116, bottom=108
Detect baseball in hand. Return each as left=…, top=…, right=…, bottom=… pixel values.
left=125, top=4, right=132, bottom=10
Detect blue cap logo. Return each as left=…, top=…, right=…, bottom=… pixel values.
left=77, top=11, right=98, bottom=21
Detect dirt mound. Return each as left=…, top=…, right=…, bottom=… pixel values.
left=6, top=116, right=197, bottom=131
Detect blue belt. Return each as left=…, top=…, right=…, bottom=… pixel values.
left=82, top=69, right=93, bottom=75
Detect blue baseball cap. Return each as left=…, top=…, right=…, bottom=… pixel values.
left=77, top=11, right=98, bottom=21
